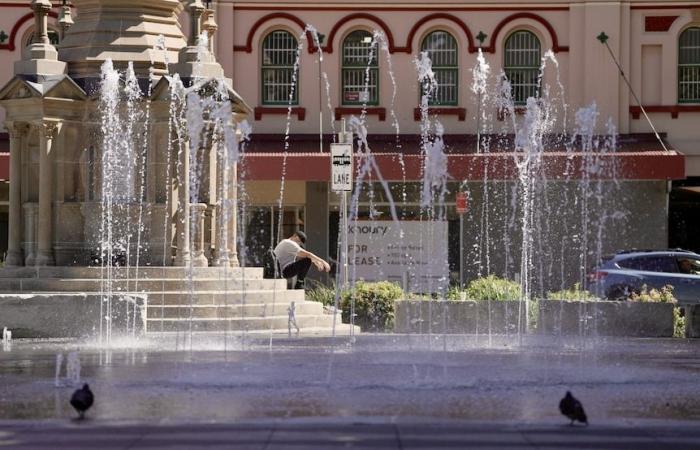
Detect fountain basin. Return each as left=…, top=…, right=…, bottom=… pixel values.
left=394, top=300, right=526, bottom=334
left=0, top=294, right=146, bottom=338
left=538, top=300, right=674, bottom=337
left=685, top=305, right=700, bottom=338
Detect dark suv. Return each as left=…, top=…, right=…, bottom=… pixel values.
left=586, top=250, right=700, bottom=305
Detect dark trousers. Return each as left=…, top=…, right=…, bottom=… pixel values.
left=282, top=258, right=312, bottom=286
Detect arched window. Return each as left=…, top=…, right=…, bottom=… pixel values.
left=261, top=30, right=298, bottom=105
left=679, top=27, right=700, bottom=103
left=342, top=30, right=378, bottom=105
left=421, top=31, right=458, bottom=105
left=504, top=30, right=541, bottom=105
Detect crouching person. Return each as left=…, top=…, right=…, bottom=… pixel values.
left=273, top=231, right=330, bottom=289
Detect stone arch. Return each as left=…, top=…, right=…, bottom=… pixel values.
left=484, top=12, right=568, bottom=53
left=404, top=13, right=477, bottom=54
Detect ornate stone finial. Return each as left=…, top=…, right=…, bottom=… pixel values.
left=187, top=0, right=206, bottom=47
left=58, top=0, right=74, bottom=39
left=15, top=0, right=66, bottom=75
left=203, top=4, right=218, bottom=52
left=31, top=0, right=53, bottom=45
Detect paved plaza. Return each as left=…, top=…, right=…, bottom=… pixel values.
left=1, top=335, right=699, bottom=448
left=1, top=419, right=700, bottom=449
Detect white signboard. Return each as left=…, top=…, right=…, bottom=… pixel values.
left=347, top=221, right=449, bottom=293
left=331, top=143, right=353, bottom=192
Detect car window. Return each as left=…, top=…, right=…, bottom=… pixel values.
left=677, top=257, right=700, bottom=275
left=618, top=256, right=678, bottom=273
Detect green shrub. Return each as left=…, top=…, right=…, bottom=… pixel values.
left=462, top=275, right=521, bottom=301
left=341, top=281, right=404, bottom=331
left=548, top=283, right=599, bottom=302
left=674, top=307, right=686, bottom=338
left=629, top=285, right=677, bottom=303
left=306, top=279, right=339, bottom=307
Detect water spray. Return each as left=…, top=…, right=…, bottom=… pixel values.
left=597, top=31, right=668, bottom=151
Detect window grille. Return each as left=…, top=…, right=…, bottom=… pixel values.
left=504, top=30, right=541, bottom=105
left=342, top=30, right=379, bottom=105
left=679, top=27, right=700, bottom=103
left=261, top=30, right=298, bottom=105
left=421, top=31, right=458, bottom=105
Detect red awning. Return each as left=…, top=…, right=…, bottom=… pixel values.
left=240, top=151, right=685, bottom=182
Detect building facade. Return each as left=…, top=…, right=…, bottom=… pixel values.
left=0, top=1, right=696, bottom=292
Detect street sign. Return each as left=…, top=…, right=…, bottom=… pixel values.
left=456, top=192, right=468, bottom=215
left=331, top=143, right=353, bottom=192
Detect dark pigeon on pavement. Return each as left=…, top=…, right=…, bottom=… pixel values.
left=70, top=384, right=94, bottom=420
left=559, top=391, right=588, bottom=426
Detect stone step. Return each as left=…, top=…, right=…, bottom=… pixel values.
left=146, top=301, right=324, bottom=319
left=0, top=278, right=287, bottom=292
left=146, top=323, right=360, bottom=337
left=145, top=289, right=306, bottom=305
left=145, top=314, right=340, bottom=332
left=0, top=266, right=264, bottom=280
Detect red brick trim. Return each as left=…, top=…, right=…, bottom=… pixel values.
left=644, top=16, right=679, bottom=32
left=254, top=106, right=306, bottom=121
left=233, top=12, right=318, bottom=54
left=413, top=107, right=467, bottom=121
left=0, top=11, right=59, bottom=52
left=484, top=12, right=569, bottom=53
left=403, top=13, right=477, bottom=54
left=630, top=105, right=700, bottom=119
left=334, top=107, right=386, bottom=121
left=322, top=13, right=397, bottom=54
left=233, top=6, right=570, bottom=12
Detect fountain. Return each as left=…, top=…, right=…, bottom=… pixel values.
left=0, top=0, right=357, bottom=343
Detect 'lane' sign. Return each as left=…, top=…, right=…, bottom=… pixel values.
left=330, top=143, right=353, bottom=192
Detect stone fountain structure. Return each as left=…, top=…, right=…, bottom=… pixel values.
left=0, top=0, right=352, bottom=338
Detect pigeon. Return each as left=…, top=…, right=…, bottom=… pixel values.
left=70, top=384, right=94, bottom=420
left=559, top=391, right=588, bottom=426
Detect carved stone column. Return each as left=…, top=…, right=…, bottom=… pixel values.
left=23, top=203, right=38, bottom=266
left=35, top=121, right=59, bottom=266
left=5, top=123, right=27, bottom=266
left=213, top=143, right=229, bottom=267
left=228, top=162, right=239, bottom=267
left=175, top=141, right=190, bottom=266
left=191, top=203, right=208, bottom=267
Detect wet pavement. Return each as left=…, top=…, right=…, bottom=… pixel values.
left=0, top=334, right=699, bottom=448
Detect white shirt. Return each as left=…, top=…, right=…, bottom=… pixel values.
left=274, top=239, right=302, bottom=270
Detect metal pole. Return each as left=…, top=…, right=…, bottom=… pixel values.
left=319, top=49, right=323, bottom=153
left=597, top=32, right=668, bottom=152
left=459, top=214, right=464, bottom=290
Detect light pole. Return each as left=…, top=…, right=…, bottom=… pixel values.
left=317, top=33, right=326, bottom=153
